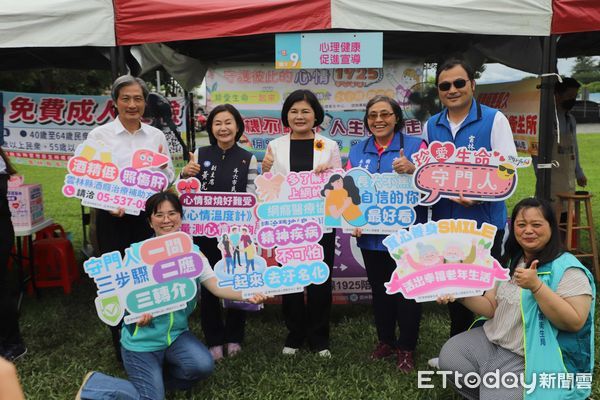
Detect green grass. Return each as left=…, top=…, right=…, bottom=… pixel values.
left=11, top=134, right=600, bottom=399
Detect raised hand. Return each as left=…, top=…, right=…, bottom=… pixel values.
left=182, top=151, right=201, bottom=178
left=513, top=259, right=542, bottom=291
left=261, top=146, right=274, bottom=173
left=392, top=148, right=416, bottom=174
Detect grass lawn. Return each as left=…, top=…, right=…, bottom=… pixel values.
left=11, top=133, right=600, bottom=399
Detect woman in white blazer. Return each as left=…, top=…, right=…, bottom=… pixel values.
left=262, top=89, right=341, bottom=357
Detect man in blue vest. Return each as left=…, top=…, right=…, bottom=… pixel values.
left=424, top=58, right=517, bottom=367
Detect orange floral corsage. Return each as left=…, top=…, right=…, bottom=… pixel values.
left=314, top=139, right=325, bottom=151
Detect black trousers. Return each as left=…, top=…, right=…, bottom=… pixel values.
left=95, top=209, right=154, bottom=360
left=282, top=230, right=335, bottom=351
left=361, top=248, right=422, bottom=351
left=195, top=236, right=246, bottom=347
left=0, top=212, right=21, bottom=346
left=447, top=229, right=505, bottom=337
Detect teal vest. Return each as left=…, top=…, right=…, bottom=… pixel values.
left=521, top=253, right=595, bottom=399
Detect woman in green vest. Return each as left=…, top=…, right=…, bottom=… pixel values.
left=437, top=197, right=595, bottom=400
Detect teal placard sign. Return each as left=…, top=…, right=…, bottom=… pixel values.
left=126, top=278, right=197, bottom=314
left=275, top=32, right=383, bottom=69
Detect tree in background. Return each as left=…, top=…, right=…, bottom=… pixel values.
left=0, top=69, right=112, bottom=95
left=571, top=56, right=600, bottom=85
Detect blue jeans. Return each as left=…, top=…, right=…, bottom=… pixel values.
left=121, top=331, right=214, bottom=400
left=80, top=331, right=213, bottom=400
left=79, top=372, right=140, bottom=400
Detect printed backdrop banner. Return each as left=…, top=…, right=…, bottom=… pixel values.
left=206, top=61, right=423, bottom=112
left=238, top=109, right=421, bottom=161
left=477, top=78, right=540, bottom=156
left=2, top=91, right=187, bottom=167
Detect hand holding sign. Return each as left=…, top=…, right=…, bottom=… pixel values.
left=182, top=151, right=201, bottom=178
left=392, top=148, right=416, bottom=175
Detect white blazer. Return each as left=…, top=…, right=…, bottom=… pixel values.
left=266, top=133, right=342, bottom=175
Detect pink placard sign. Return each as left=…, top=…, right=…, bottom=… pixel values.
left=412, top=141, right=531, bottom=205
left=63, top=140, right=169, bottom=215
left=382, top=218, right=509, bottom=302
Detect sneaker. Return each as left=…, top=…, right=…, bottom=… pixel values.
left=317, top=349, right=331, bottom=358
left=396, top=350, right=415, bottom=373
left=226, top=343, right=242, bottom=357
left=370, top=342, right=396, bottom=360
left=208, top=345, right=224, bottom=362
left=75, top=371, right=95, bottom=400
left=428, top=357, right=440, bottom=369
left=282, top=346, right=298, bottom=355
left=2, top=343, right=27, bottom=362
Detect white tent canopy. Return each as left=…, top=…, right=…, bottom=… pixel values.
left=1, top=0, right=115, bottom=47
left=332, top=0, right=552, bottom=36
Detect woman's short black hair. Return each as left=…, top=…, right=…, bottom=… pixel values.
left=281, top=89, right=325, bottom=129
left=435, top=58, right=476, bottom=85
left=363, top=95, right=404, bottom=135
left=145, top=191, right=183, bottom=220
left=501, top=197, right=563, bottom=273
left=206, top=104, right=245, bottom=146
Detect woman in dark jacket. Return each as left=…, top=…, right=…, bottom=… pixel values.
left=181, top=104, right=258, bottom=361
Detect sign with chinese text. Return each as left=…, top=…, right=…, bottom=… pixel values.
left=2, top=91, right=187, bottom=166
left=252, top=170, right=334, bottom=294
left=322, top=168, right=420, bottom=234
left=176, top=177, right=258, bottom=238
left=211, top=227, right=328, bottom=298
left=84, top=232, right=205, bottom=325
left=63, top=140, right=169, bottom=215
left=206, top=61, right=423, bottom=111
left=275, top=32, right=383, bottom=69
left=412, top=141, right=531, bottom=205
left=477, top=78, right=540, bottom=155
left=383, top=219, right=509, bottom=302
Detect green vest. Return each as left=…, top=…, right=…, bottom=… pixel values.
left=521, top=253, right=595, bottom=399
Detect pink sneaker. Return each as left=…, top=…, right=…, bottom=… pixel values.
left=209, top=345, right=224, bottom=361
left=226, top=343, right=242, bottom=357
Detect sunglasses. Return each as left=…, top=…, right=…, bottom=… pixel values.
left=367, top=111, right=395, bottom=120
left=438, top=78, right=469, bottom=91
left=498, top=165, right=515, bottom=174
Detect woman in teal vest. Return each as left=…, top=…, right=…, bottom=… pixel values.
left=437, top=197, right=594, bottom=400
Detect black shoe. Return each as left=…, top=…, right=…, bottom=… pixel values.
left=2, top=343, right=27, bottom=362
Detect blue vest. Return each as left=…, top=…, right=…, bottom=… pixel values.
left=347, top=132, right=427, bottom=251
left=521, top=253, right=595, bottom=399
left=426, top=100, right=507, bottom=229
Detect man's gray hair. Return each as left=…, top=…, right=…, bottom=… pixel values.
left=111, top=75, right=149, bottom=102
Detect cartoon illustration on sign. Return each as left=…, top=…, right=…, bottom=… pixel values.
left=383, top=219, right=509, bottom=302
left=321, top=168, right=420, bottom=234
left=411, top=141, right=531, bottom=205
left=63, top=140, right=169, bottom=215
left=212, top=224, right=329, bottom=298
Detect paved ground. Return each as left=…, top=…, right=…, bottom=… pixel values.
left=578, top=123, right=600, bottom=134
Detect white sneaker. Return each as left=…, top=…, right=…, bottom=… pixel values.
left=318, top=349, right=331, bottom=358
left=428, top=356, right=440, bottom=369
left=282, top=346, right=298, bottom=355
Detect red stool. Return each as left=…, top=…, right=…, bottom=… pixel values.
left=18, top=223, right=69, bottom=269
left=28, top=237, right=79, bottom=294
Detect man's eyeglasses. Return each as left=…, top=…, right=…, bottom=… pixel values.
left=438, top=78, right=469, bottom=91
left=367, top=111, right=395, bottom=120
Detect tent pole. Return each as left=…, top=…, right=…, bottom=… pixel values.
left=187, top=91, right=196, bottom=157
left=110, top=47, right=119, bottom=81
left=535, top=35, right=557, bottom=201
